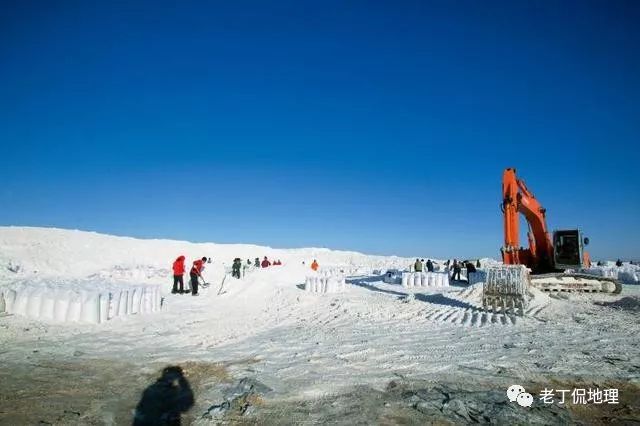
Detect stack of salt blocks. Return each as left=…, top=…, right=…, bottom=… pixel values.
left=0, top=284, right=162, bottom=324
left=401, top=272, right=450, bottom=288
left=305, top=270, right=346, bottom=294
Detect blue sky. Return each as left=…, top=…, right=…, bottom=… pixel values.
left=1, top=0, right=639, bottom=259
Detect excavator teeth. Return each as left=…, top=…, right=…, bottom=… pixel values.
left=482, top=265, right=530, bottom=316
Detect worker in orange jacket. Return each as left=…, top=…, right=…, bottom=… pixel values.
left=311, top=259, right=319, bottom=271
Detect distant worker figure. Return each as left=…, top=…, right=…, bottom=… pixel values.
left=232, top=258, right=242, bottom=279
left=414, top=258, right=423, bottom=272
left=261, top=256, right=271, bottom=268
left=172, top=255, right=186, bottom=294
left=311, top=259, right=319, bottom=271
left=616, top=259, right=623, bottom=267
left=476, top=259, right=481, bottom=268
left=465, top=261, right=477, bottom=283
left=190, top=257, right=207, bottom=296
left=426, top=259, right=434, bottom=272
left=451, top=259, right=461, bottom=281
left=255, top=257, right=260, bottom=267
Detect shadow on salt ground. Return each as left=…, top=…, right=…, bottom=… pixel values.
left=133, top=365, right=194, bottom=426
left=449, top=278, right=471, bottom=288
left=348, top=275, right=385, bottom=284
left=346, top=278, right=479, bottom=312
left=346, top=278, right=408, bottom=297
left=415, top=293, right=479, bottom=311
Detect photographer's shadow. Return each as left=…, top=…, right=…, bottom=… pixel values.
left=133, top=365, right=194, bottom=426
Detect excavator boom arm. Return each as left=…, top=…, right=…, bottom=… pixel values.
left=501, top=168, right=554, bottom=272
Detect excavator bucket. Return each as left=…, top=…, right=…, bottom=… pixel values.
left=482, top=265, right=530, bottom=316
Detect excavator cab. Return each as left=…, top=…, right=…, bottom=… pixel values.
left=553, top=229, right=587, bottom=270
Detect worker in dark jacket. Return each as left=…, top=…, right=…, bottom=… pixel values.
left=426, top=259, right=434, bottom=272
left=232, top=258, right=242, bottom=279
left=254, top=257, right=260, bottom=267
left=465, top=261, right=477, bottom=284
left=451, top=259, right=461, bottom=281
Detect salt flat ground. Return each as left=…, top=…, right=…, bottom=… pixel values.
left=0, top=228, right=639, bottom=425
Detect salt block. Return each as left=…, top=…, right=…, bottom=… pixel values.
left=80, top=292, right=100, bottom=324
left=26, top=290, right=43, bottom=319
left=147, top=288, right=154, bottom=312
left=110, top=290, right=121, bottom=319
left=39, top=291, right=56, bottom=321
left=402, top=273, right=409, bottom=287
left=13, top=290, right=30, bottom=316
left=140, top=290, right=148, bottom=314
left=66, top=293, right=82, bottom=322
left=128, top=289, right=137, bottom=314
left=99, top=293, right=109, bottom=323
left=3, top=290, right=16, bottom=312
left=0, top=291, right=4, bottom=313
left=134, top=288, right=143, bottom=314
left=442, top=273, right=449, bottom=286
left=427, top=273, right=434, bottom=287
left=412, top=273, right=420, bottom=287
left=119, top=291, right=129, bottom=316
left=54, top=292, right=71, bottom=322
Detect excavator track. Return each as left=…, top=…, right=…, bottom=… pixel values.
left=531, top=273, right=622, bottom=294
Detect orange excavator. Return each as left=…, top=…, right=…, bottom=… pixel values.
left=499, top=168, right=621, bottom=293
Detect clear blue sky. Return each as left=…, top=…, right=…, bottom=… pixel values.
left=1, top=1, right=639, bottom=259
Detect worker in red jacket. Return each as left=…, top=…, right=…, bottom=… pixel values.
left=190, top=257, right=208, bottom=296
left=172, top=255, right=186, bottom=294
left=261, top=256, right=271, bottom=268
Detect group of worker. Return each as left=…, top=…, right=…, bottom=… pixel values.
left=168, top=253, right=326, bottom=295
left=413, top=258, right=435, bottom=273
left=412, top=258, right=480, bottom=282
left=253, top=257, right=283, bottom=269
left=172, top=256, right=208, bottom=296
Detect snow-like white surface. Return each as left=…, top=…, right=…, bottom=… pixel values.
left=582, top=265, right=640, bottom=284
left=0, top=227, right=412, bottom=280
left=1, top=226, right=639, bottom=416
